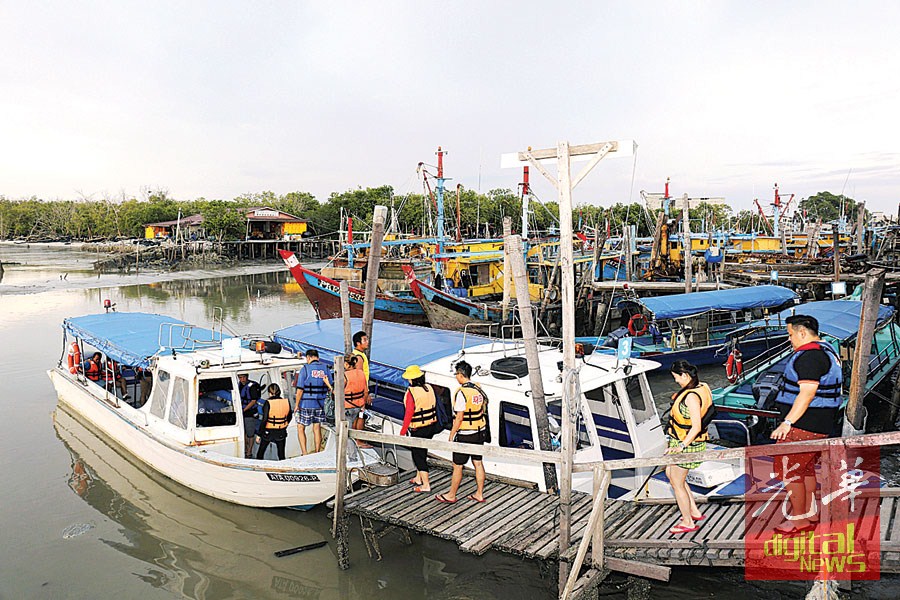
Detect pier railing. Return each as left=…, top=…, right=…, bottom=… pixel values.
left=334, top=426, right=900, bottom=599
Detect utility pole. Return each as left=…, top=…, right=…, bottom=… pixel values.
left=502, top=139, right=634, bottom=595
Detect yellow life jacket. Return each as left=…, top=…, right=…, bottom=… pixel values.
left=344, top=369, right=368, bottom=409
left=458, top=383, right=487, bottom=431
left=409, top=385, right=437, bottom=427
left=265, top=397, right=291, bottom=430
left=666, top=383, right=714, bottom=443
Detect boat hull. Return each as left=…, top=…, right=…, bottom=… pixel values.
left=48, top=368, right=353, bottom=509
left=281, top=250, right=429, bottom=326
left=404, top=265, right=505, bottom=331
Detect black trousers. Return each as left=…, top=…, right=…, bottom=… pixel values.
left=257, top=428, right=287, bottom=460
left=409, top=423, right=438, bottom=472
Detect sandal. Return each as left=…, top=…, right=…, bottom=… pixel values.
left=774, top=521, right=815, bottom=535
left=409, top=479, right=422, bottom=485
left=669, top=524, right=700, bottom=535
left=413, top=486, right=430, bottom=493
left=692, top=514, right=706, bottom=521
left=435, top=494, right=457, bottom=504
left=467, top=494, right=486, bottom=503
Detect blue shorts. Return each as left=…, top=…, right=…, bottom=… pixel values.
left=297, top=407, right=326, bottom=426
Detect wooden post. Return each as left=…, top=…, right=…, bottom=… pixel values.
left=556, top=141, right=576, bottom=595
left=506, top=233, right=558, bottom=491
left=590, top=468, right=611, bottom=569
left=340, top=281, right=352, bottom=355
left=833, top=226, right=841, bottom=283
left=682, top=195, right=692, bottom=294
left=361, top=205, right=388, bottom=353
left=857, top=202, right=866, bottom=255
left=502, top=217, right=513, bottom=322
left=332, top=357, right=350, bottom=569
left=844, top=268, right=886, bottom=433
left=538, top=252, right=561, bottom=323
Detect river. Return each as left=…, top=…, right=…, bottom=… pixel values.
left=1, top=244, right=896, bottom=599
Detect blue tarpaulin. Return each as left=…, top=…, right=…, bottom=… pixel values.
left=634, top=285, right=798, bottom=320
left=747, top=300, right=895, bottom=342
left=64, top=312, right=220, bottom=368
left=274, top=319, right=489, bottom=388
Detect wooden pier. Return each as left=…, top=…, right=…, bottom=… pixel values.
left=330, top=427, right=900, bottom=599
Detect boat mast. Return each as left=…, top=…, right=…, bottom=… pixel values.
left=772, top=183, right=781, bottom=237
left=436, top=146, right=446, bottom=275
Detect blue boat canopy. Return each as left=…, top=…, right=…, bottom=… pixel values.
left=64, top=312, right=220, bottom=368
left=274, top=319, right=488, bottom=388
left=631, top=285, right=798, bottom=320
left=738, top=300, right=895, bottom=342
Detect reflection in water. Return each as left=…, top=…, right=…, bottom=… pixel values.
left=53, top=407, right=333, bottom=600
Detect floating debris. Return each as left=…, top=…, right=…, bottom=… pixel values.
left=61, top=522, right=94, bottom=539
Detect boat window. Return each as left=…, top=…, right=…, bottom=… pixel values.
left=499, top=402, right=533, bottom=449
left=620, top=375, right=654, bottom=425
left=149, top=369, right=171, bottom=419
left=584, top=385, right=614, bottom=403
left=197, top=377, right=237, bottom=428
left=168, top=376, right=190, bottom=429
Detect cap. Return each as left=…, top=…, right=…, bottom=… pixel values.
left=401, top=365, right=424, bottom=380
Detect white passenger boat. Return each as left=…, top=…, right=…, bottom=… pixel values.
left=274, top=319, right=746, bottom=500
left=47, top=311, right=378, bottom=509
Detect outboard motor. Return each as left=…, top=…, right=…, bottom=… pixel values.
left=603, top=326, right=630, bottom=349
left=752, top=362, right=787, bottom=410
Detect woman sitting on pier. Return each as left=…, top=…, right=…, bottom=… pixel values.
left=665, top=360, right=715, bottom=535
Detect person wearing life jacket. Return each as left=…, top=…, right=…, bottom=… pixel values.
left=238, top=373, right=261, bottom=458
left=769, top=314, right=843, bottom=534
left=400, top=365, right=439, bottom=493
left=102, top=359, right=130, bottom=402
left=343, top=355, right=370, bottom=431
left=256, top=384, right=291, bottom=460
left=665, top=360, right=714, bottom=536
left=351, top=331, right=371, bottom=430
left=294, top=349, right=333, bottom=455
left=436, top=360, right=488, bottom=504
left=84, top=352, right=103, bottom=383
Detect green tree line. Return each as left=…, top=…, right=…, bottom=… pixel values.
left=0, top=187, right=858, bottom=241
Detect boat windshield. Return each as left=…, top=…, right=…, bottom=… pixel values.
left=620, top=375, right=655, bottom=425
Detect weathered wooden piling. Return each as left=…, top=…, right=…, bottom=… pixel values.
left=844, top=268, right=886, bottom=433
left=340, top=280, right=352, bottom=355
left=332, top=357, right=349, bottom=569
left=360, top=205, right=387, bottom=352
left=682, top=195, right=692, bottom=293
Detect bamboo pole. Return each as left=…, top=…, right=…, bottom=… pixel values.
left=361, top=205, right=388, bottom=353
left=506, top=233, right=558, bottom=491
left=340, top=281, right=352, bottom=355
left=682, top=195, right=692, bottom=294
left=844, top=268, right=886, bottom=433
left=502, top=217, right=512, bottom=322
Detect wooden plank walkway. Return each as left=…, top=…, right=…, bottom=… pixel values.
left=342, top=474, right=900, bottom=573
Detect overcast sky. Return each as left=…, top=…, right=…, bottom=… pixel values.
left=2, top=1, right=899, bottom=216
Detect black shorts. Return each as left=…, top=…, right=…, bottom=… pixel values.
left=452, top=430, right=485, bottom=465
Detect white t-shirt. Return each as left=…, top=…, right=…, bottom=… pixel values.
left=453, top=389, right=467, bottom=412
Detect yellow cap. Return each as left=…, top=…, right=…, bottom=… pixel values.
left=402, top=365, right=424, bottom=380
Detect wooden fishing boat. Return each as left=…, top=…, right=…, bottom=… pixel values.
left=401, top=264, right=509, bottom=331
left=279, top=249, right=429, bottom=325
left=47, top=311, right=377, bottom=509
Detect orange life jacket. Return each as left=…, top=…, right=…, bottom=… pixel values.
left=264, top=397, right=291, bottom=430
left=344, top=369, right=368, bottom=409
left=409, top=385, right=437, bottom=427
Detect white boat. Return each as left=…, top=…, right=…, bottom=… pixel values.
left=274, top=319, right=746, bottom=500
left=47, top=311, right=378, bottom=509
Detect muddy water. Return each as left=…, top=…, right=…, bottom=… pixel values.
left=1, top=245, right=896, bottom=599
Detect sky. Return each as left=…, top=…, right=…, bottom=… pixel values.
left=2, top=1, right=899, bottom=216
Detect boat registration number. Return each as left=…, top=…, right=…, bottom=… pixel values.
left=266, top=473, right=321, bottom=482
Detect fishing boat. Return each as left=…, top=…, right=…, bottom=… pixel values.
left=402, top=264, right=510, bottom=331
left=710, top=299, right=900, bottom=446
left=47, top=311, right=378, bottom=509
left=279, top=250, right=429, bottom=325
left=273, top=318, right=748, bottom=500
left=597, top=285, right=798, bottom=371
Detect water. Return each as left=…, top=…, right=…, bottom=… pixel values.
left=2, top=245, right=897, bottom=599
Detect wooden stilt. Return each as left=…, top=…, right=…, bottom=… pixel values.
left=844, top=268, right=886, bottom=433
left=340, top=281, right=352, bottom=355
left=682, top=196, right=692, bottom=294
left=332, top=358, right=349, bottom=569
left=361, top=206, right=387, bottom=353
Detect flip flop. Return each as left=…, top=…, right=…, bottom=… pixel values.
left=692, top=514, right=706, bottom=522
left=774, top=522, right=815, bottom=535
left=467, top=494, right=486, bottom=503
left=435, top=494, right=457, bottom=504
left=669, top=524, right=700, bottom=535
left=413, top=486, right=430, bottom=493
left=409, top=479, right=422, bottom=485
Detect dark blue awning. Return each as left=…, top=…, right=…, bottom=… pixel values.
left=64, top=312, right=220, bottom=368
left=734, top=300, right=896, bottom=342
left=633, top=285, right=798, bottom=320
